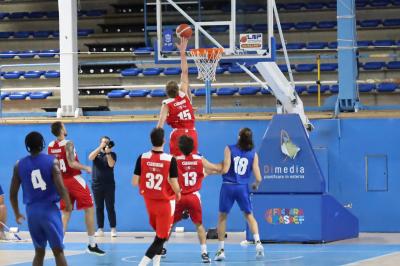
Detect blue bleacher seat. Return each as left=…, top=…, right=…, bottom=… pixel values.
left=370, top=0, right=390, bottom=7
left=164, top=67, right=181, bottom=75
left=327, top=2, right=337, bottom=8
left=305, top=2, right=326, bottom=9
left=209, top=26, right=228, bottom=33
left=1, top=92, right=10, bottom=100
left=317, top=21, right=337, bottom=29
left=244, top=4, right=264, bottom=12
left=261, top=88, right=271, bottom=95
left=357, top=40, right=373, bottom=47
left=3, top=71, right=24, bottom=79
left=307, top=85, right=330, bottom=93
left=0, top=32, right=13, bottom=38
left=320, top=63, right=338, bottom=71
left=9, top=92, right=30, bottom=100
left=217, top=87, right=239, bottom=96
left=359, top=19, right=382, bottom=28
left=19, top=50, right=39, bottom=58
left=129, top=89, right=150, bottom=97
left=295, top=64, right=316, bottom=72
left=0, top=50, right=19, bottom=59
left=33, top=31, right=52, bottom=38
left=228, top=65, right=245, bottom=74
left=24, top=71, right=45, bottom=79
left=278, top=64, right=294, bottom=72
left=328, top=42, right=338, bottom=49
left=358, top=83, right=376, bottom=92
left=236, top=24, right=250, bottom=32
left=252, top=24, right=268, bottom=31
left=386, top=61, right=400, bottom=69
left=215, top=67, right=225, bottom=74
left=0, top=12, right=9, bottom=20
left=46, top=11, right=59, bottom=18
left=78, top=29, right=94, bottom=37
left=377, top=83, right=397, bottom=92
left=30, top=91, right=52, bottom=99
left=239, top=87, right=261, bottom=95
left=194, top=88, right=216, bottom=96
left=188, top=67, right=198, bottom=75
left=44, top=70, right=60, bottom=78
left=39, top=49, right=59, bottom=58
left=14, top=31, right=32, bottom=38
left=150, top=89, right=167, bottom=97
left=306, top=42, right=328, bottom=49
left=9, top=12, right=29, bottom=20
left=86, top=9, right=107, bottom=17
left=143, top=68, right=164, bottom=76
left=78, top=10, right=86, bottom=17
left=28, top=12, right=46, bottom=19
left=52, top=31, right=60, bottom=37
left=279, top=23, right=295, bottom=31
left=393, top=0, right=400, bottom=6
left=294, top=22, right=317, bottom=30
left=286, top=42, right=306, bottom=50
left=107, top=89, right=129, bottom=98
left=356, top=0, right=368, bottom=8
left=383, top=19, right=400, bottom=27
left=362, top=62, right=386, bottom=70
left=121, top=68, right=142, bottom=76
left=330, top=85, right=339, bottom=93
left=134, top=47, right=154, bottom=54
left=284, top=3, right=304, bottom=10
left=373, top=40, right=395, bottom=46
left=295, top=85, right=307, bottom=94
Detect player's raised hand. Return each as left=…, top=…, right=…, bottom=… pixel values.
left=16, top=213, right=25, bottom=224
left=85, top=166, right=92, bottom=174
left=176, top=37, right=188, bottom=53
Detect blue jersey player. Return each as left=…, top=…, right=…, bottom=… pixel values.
left=214, top=128, right=264, bottom=261
left=10, top=131, right=72, bottom=266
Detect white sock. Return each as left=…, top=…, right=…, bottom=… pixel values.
left=218, top=241, right=224, bottom=250
left=200, top=244, right=207, bottom=254
left=152, top=255, right=161, bottom=266
left=88, top=235, right=96, bottom=248
left=253, top=234, right=261, bottom=243
left=139, top=256, right=152, bottom=266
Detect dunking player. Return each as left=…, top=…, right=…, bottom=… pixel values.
left=162, top=135, right=222, bottom=263
left=9, top=132, right=71, bottom=266
left=132, top=128, right=181, bottom=266
left=214, top=128, right=264, bottom=261
left=48, top=122, right=105, bottom=255
left=157, top=37, right=198, bottom=156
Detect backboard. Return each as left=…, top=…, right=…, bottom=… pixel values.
left=152, top=0, right=277, bottom=64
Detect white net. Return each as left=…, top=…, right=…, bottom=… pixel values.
left=188, top=48, right=224, bottom=82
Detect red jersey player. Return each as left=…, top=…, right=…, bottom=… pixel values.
left=157, top=37, right=198, bottom=156
left=161, top=135, right=221, bottom=263
left=48, top=121, right=105, bottom=255
left=132, top=128, right=181, bottom=266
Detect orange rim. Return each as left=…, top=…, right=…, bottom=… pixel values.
left=190, top=48, right=224, bottom=60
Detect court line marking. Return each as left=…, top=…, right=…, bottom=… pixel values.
left=341, top=251, right=400, bottom=266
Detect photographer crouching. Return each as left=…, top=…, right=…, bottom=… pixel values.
left=88, top=136, right=117, bottom=237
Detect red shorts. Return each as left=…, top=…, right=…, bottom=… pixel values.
left=144, top=197, right=175, bottom=239
left=174, top=192, right=203, bottom=225
left=170, top=128, right=198, bottom=156
left=60, top=175, right=94, bottom=211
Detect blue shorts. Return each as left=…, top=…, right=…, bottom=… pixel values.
left=0, top=184, right=4, bottom=196
left=219, top=183, right=252, bottom=214
left=26, top=202, right=64, bottom=249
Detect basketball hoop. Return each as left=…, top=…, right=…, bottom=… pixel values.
left=189, top=48, right=224, bottom=82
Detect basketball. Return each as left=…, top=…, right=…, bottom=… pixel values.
left=176, top=23, right=193, bottom=39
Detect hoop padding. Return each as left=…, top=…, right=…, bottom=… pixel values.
left=189, top=48, right=224, bottom=82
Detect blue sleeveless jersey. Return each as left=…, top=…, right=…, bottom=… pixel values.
left=222, top=144, right=256, bottom=184
left=18, top=153, right=60, bottom=205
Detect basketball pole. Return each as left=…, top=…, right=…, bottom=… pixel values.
left=205, top=80, right=212, bottom=114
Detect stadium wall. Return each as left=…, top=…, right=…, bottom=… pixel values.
left=0, top=118, right=398, bottom=232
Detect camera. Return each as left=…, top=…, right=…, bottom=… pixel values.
left=106, top=140, right=115, bottom=149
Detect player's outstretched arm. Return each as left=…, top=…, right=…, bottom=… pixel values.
left=132, top=155, right=141, bottom=187
left=157, top=104, right=169, bottom=128
left=52, top=159, right=72, bottom=212
left=9, top=162, right=25, bottom=224
left=65, top=141, right=91, bottom=173
left=132, top=175, right=140, bottom=187
left=221, top=146, right=231, bottom=174
left=177, top=38, right=191, bottom=99
left=251, top=153, right=262, bottom=190
left=202, top=158, right=223, bottom=176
